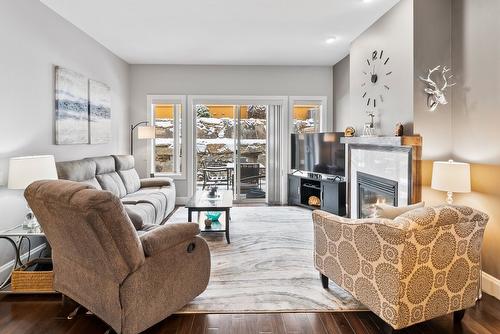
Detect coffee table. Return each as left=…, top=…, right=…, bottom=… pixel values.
left=185, top=190, right=233, bottom=244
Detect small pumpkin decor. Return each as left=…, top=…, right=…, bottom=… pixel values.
left=344, top=126, right=356, bottom=137
left=308, top=196, right=321, bottom=207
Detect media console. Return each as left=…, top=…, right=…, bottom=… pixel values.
left=288, top=172, right=346, bottom=216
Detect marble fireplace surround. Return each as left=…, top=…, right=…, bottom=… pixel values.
left=341, top=136, right=422, bottom=218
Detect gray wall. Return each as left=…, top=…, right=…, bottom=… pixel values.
left=349, top=0, right=414, bottom=136
left=332, top=55, right=351, bottom=132
left=451, top=0, right=500, bottom=164
left=130, top=65, right=334, bottom=197
left=450, top=0, right=500, bottom=279
left=0, top=0, right=130, bottom=280
left=413, top=0, right=453, bottom=160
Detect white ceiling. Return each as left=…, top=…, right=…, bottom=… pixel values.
left=41, top=0, right=400, bottom=66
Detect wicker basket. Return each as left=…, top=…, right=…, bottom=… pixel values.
left=11, top=259, right=54, bottom=292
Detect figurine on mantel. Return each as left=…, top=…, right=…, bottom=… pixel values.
left=394, top=123, right=404, bottom=136
left=362, top=112, right=377, bottom=137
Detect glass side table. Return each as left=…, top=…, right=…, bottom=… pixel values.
left=0, top=224, right=54, bottom=293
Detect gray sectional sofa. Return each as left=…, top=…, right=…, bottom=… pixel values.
left=56, top=155, right=175, bottom=230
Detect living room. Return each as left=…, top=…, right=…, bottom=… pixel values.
left=1, top=0, right=499, bottom=333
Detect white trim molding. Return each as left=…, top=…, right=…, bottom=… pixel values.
left=482, top=271, right=500, bottom=301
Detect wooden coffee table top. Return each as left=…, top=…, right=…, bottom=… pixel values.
left=185, top=190, right=233, bottom=210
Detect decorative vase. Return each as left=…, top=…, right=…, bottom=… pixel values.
left=205, top=211, right=222, bottom=222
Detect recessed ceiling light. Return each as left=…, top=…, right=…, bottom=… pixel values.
left=325, top=37, right=337, bottom=44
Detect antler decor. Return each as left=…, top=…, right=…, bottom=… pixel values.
left=419, top=65, right=456, bottom=112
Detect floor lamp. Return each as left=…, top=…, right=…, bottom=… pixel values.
left=130, top=121, right=156, bottom=155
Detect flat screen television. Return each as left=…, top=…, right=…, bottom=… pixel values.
left=291, top=132, right=345, bottom=176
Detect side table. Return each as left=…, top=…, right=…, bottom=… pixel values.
left=0, top=224, right=55, bottom=294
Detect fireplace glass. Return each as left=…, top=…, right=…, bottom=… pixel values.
left=357, top=172, right=398, bottom=218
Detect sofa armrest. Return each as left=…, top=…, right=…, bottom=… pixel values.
left=140, top=177, right=173, bottom=188
left=139, top=223, right=199, bottom=257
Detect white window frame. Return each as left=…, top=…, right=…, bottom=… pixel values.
left=147, top=95, right=187, bottom=179
left=288, top=96, right=329, bottom=133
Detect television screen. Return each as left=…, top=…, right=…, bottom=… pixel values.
left=291, top=132, right=345, bottom=176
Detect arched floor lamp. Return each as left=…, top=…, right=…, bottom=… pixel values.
left=130, top=121, right=156, bottom=155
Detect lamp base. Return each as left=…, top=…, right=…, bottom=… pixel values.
left=23, top=206, right=40, bottom=230
left=446, top=191, right=454, bottom=205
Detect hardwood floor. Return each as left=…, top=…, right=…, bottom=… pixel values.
left=0, top=293, right=499, bottom=333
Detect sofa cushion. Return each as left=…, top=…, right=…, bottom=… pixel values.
left=123, top=202, right=157, bottom=230
left=133, top=187, right=175, bottom=220
left=113, top=155, right=141, bottom=194
left=96, top=173, right=127, bottom=198
left=93, top=156, right=117, bottom=174
left=90, top=156, right=127, bottom=198
left=122, top=192, right=168, bottom=225
left=56, top=159, right=102, bottom=190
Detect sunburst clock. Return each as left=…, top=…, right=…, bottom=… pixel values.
left=362, top=50, right=392, bottom=109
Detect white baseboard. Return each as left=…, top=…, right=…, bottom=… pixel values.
left=482, top=271, right=500, bottom=301
left=0, top=243, right=47, bottom=281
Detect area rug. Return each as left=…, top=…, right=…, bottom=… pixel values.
left=168, top=206, right=365, bottom=313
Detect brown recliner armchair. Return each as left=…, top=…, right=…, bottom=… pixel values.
left=25, top=180, right=211, bottom=334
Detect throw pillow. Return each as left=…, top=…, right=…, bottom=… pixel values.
left=375, top=202, right=425, bottom=219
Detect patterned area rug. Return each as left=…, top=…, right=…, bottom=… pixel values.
left=168, top=206, right=365, bottom=313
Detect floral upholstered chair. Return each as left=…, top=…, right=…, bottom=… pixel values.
left=313, top=206, right=488, bottom=333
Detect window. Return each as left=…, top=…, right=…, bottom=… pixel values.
left=289, top=96, right=328, bottom=134
left=148, top=95, right=186, bottom=178
left=292, top=104, right=321, bottom=134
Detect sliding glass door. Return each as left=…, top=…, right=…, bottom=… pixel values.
left=194, top=103, right=268, bottom=202
left=234, top=105, right=267, bottom=201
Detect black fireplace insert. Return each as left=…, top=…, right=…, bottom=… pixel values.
left=357, top=171, right=398, bottom=218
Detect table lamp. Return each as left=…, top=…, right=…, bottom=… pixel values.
left=8, top=155, right=58, bottom=228
left=431, top=160, right=471, bottom=205
left=130, top=121, right=156, bottom=155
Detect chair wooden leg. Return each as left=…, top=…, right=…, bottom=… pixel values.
left=454, top=309, right=466, bottom=323
left=381, top=321, right=398, bottom=334
left=320, top=273, right=329, bottom=289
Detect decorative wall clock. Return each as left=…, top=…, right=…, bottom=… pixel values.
left=361, top=49, right=392, bottom=110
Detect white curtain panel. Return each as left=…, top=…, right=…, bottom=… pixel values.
left=267, top=104, right=284, bottom=205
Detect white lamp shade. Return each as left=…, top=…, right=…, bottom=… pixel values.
left=8, top=155, right=58, bottom=190
left=137, top=126, right=156, bottom=139
left=431, top=160, right=471, bottom=193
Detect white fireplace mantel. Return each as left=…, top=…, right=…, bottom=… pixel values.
left=343, top=136, right=422, bottom=218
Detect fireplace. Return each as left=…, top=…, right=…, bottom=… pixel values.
left=357, top=172, right=398, bottom=218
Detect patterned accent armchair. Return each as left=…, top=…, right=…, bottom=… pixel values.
left=313, top=206, right=488, bottom=332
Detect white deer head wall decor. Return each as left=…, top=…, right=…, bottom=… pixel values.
left=419, top=65, right=456, bottom=112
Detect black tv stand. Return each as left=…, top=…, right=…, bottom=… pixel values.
left=288, top=172, right=346, bottom=216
